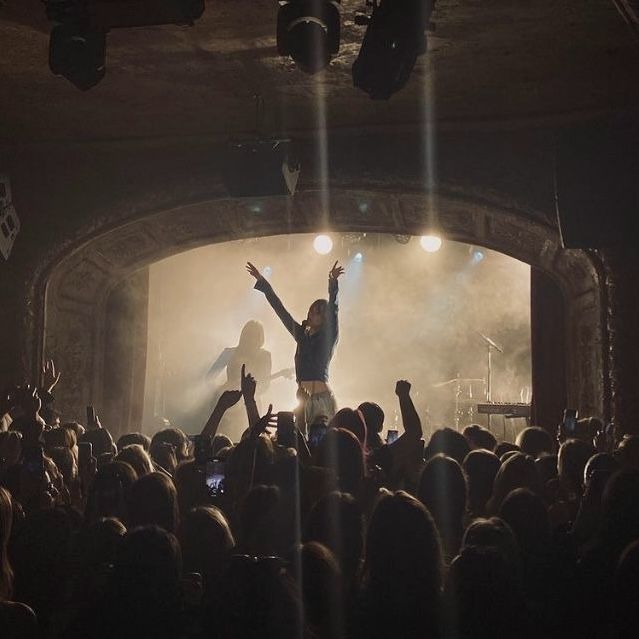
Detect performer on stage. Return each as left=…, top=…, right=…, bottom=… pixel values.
left=246, top=260, right=344, bottom=429
left=206, top=320, right=272, bottom=440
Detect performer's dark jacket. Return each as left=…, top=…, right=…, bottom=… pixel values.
left=254, top=277, right=338, bottom=383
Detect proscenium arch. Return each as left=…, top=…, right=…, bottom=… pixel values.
left=40, top=188, right=605, bottom=432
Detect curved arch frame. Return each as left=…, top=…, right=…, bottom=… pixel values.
left=39, top=188, right=605, bottom=427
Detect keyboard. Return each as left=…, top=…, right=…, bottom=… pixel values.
left=476, top=402, right=531, bottom=418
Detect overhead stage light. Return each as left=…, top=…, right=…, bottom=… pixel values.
left=472, top=250, right=485, bottom=263
left=44, top=0, right=205, bottom=89
left=352, top=0, right=436, bottom=99
left=49, top=25, right=106, bottom=91
left=222, top=139, right=300, bottom=197
left=354, top=252, right=364, bottom=262
left=277, top=0, right=341, bottom=74
left=420, top=234, right=442, bottom=252
left=313, top=234, right=333, bottom=255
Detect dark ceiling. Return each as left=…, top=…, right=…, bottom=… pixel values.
left=1, top=0, right=638, bottom=144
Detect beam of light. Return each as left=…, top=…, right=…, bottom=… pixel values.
left=314, top=73, right=331, bottom=234
left=420, top=25, right=439, bottom=245
left=420, top=234, right=442, bottom=253
left=354, top=252, right=363, bottom=262
left=313, top=234, right=333, bottom=255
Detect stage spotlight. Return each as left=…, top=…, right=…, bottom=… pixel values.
left=313, top=234, right=333, bottom=255
left=277, top=0, right=341, bottom=74
left=262, top=266, right=273, bottom=278
left=472, top=249, right=485, bottom=263
left=420, top=234, right=442, bottom=253
left=44, top=0, right=205, bottom=89
left=352, top=0, right=436, bottom=99
left=354, top=252, right=364, bottom=262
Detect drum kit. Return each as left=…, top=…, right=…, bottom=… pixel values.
left=432, top=375, right=486, bottom=430
left=431, top=332, right=504, bottom=431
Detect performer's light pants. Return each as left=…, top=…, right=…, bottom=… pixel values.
left=304, top=390, right=337, bottom=433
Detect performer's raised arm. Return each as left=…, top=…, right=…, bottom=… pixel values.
left=246, top=262, right=301, bottom=339
left=326, top=260, right=343, bottom=343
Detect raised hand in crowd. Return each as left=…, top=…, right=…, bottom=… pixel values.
left=240, top=363, right=260, bottom=429
left=201, top=389, right=242, bottom=439
left=250, top=403, right=276, bottom=439
left=40, top=358, right=61, bottom=394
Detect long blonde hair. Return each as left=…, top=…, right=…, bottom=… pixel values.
left=0, top=486, right=14, bottom=600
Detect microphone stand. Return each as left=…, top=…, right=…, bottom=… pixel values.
left=476, top=332, right=503, bottom=431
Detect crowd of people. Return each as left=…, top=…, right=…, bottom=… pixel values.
left=1, top=359, right=639, bottom=639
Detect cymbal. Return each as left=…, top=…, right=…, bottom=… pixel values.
left=432, top=378, right=485, bottom=388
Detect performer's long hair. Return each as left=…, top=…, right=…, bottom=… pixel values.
left=236, top=320, right=265, bottom=353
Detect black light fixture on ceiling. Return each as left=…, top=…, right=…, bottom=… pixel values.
left=43, top=0, right=205, bottom=90
left=352, top=0, right=436, bottom=100
left=277, top=0, right=341, bottom=74
left=221, top=95, right=301, bottom=197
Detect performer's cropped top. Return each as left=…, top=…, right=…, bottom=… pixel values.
left=254, top=278, right=338, bottom=383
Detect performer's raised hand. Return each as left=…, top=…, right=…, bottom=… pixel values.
left=329, top=260, right=344, bottom=281
left=246, top=262, right=265, bottom=283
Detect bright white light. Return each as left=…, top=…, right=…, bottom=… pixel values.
left=313, top=234, right=333, bottom=255
left=472, top=250, right=485, bottom=263
left=262, top=266, right=273, bottom=277
left=354, top=252, right=363, bottom=262
left=420, top=235, right=442, bottom=253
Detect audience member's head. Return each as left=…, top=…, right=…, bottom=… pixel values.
left=488, top=452, right=540, bottom=514
left=238, top=484, right=282, bottom=557
left=109, top=526, right=182, bottom=636
left=583, top=452, right=619, bottom=485
left=463, top=449, right=501, bottom=518
left=127, top=472, right=179, bottom=533
left=85, top=461, right=137, bottom=524
left=558, top=438, right=595, bottom=495
left=447, top=545, right=527, bottom=638
left=462, top=516, right=520, bottom=574
left=304, top=491, right=364, bottom=586
left=426, top=428, right=471, bottom=466
left=315, top=428, right=365, bottom=495
left=417, top=454, right=467, bottom=560
left=328, top=408, right=367, bottom=448
left=116, top=444, right=155, bottom=477
left=362, top=491, right=443, bottom=636
left=499, top=488, right=550, bottom=556
left=151, top=428, right=190, bottom=462
left=178, top=506, right=234, bottom=584
left=516, top=426, right=554, bottom=458
left=358, top=402, right=384, bottom=450
left=297, top=541, right=342, bottom=637
left=615, top=435, right=639, bottom=469
left=494, top=441, right=520, bottom=458
left=117, top=432, right=151, bottom=452
left=463, top=424, right=497, bottom=452
left=212, top=554, right=303, bottom=639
